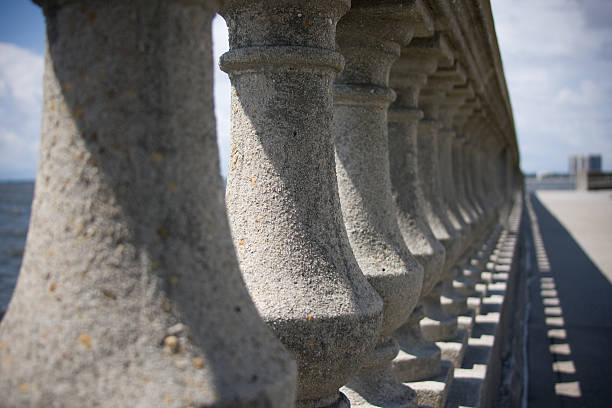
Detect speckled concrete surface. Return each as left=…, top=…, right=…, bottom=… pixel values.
left=0, top=1, right=297, bottom=406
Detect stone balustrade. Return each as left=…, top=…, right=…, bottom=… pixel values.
left=0, top=0, right=524, bottom=407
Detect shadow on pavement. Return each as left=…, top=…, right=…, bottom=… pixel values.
left=527, top=192, right=612, bottom=407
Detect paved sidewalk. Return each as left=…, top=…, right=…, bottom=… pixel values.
left=526, top=191, right=612, bottom=407
left=536, top=190, right=612, bottom=283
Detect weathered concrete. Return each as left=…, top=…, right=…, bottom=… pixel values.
left=419, top=60, right=473, bottom=337
left=394, top=34, right=458, bottom=346
left=393, top=306, right=442, bottom=383
left=333, top=2, right=428, bottom=406
left=464, top=117, right=496, bottom=228
left=219, top=1, right=384, bottom=406
left=387, top=23, right=451, bottom=385
left=443, top=89, right=494, bottom=306
left=417, top=51, right=465, bottom=270
left=474, top=121, right=503, bottom=222
left=437, top=329, right=469, bottom=368
left=451, top=87, right=481, bottom=234
left=436, top=66, right=473, bottom=247
left=406, top=360, right=454, bottom=408
left=436, top=69, right=476, bottom=322
left=0, top=1, right=298, bottom=406
left=462, top=113, right=486, bottom=223
left=0, top=1, right=523, bottom=406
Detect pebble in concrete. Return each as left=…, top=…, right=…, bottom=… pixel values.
left=332, top=1, right=428, bottom=406
left=219, top=1, right=385, bottom=407
left=0, top=1, right=297, bottom=406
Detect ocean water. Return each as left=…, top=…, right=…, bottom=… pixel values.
left=0, top=181, right=34, bottom=314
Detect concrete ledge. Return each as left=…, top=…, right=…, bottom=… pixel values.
left=408, top=360, right=454, bottom=408
left=436, top=329, right=469, bottom=367
left=458, top=309, right=476, bottom=333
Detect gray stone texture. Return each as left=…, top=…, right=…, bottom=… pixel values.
left=0, top=1, right=298, bottom=407
left=462, top=116, right=489, bottom=223
left=219, top=1, right=385, bottom=407
left=434, top=66, right=473, bottom=251
left=0, top=0, right=524, bottom=406
left=450, top=88, right=481, bottom=232
left=469, top=143, right=495, bottom=227
left=412, top=36, right=462, bottom=272
left=439, top=108, right=478, bottom=315
left=332, top=2, right=428, bottom=407
left=462, top=137, right=486, bottom=223
left=405, top=360, right=454, bottom=408
left=405, top=35, right=464, bottom=343
left=419, top=80, right=467, bottom=267
left=392, top=306, right=442, bottom=383
left=453, top=97, right=487, bottom=240
left=473, top=121, right=502, bottom=222
left=420, top=281, right=458, bottom=343
left=387, top=29, right=452, bottom=386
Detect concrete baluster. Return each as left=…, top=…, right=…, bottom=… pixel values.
left=452, top=112, right=494, bottom=289
left=448, top=86, right=480, bottom=236
left=436, top=67, right=473, bottom=249
left=332, top=2, right=428, bottom=406
left=499, top=147, right=515, bottom=226
left=462, top=113, right=486, bottom=222
left=440, top=86, right=490, bottom=303
left=451, top=131, right=490, bottom=292
left=388, top=34, right=459, bottom=345
left=417, top=56, right=465, bottom=270
left=0, top=1, right=297, bottom=406
left=479, top=155, right=498, bottom=223
left=417, top=64, right=473, bottom=333
left=387, top=33, right=450, bottom=384
left=453, top=97, right=484, bottom=234
left=219, top=1, right=385, bottom=407
left=491, top=139, right=508, bottom=216
left=420, top=76, right=475, bottom=327
left=483, top=123, right=504, bottom=220
left=470, top=120, right=496, bottom=226
left=481, top=128, right=504, bottom=217
left=448, top=88, right=503, bottom=302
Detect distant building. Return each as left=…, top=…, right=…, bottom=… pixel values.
left=572, top=154, right=611, bottom=190
left=569, top=154, right=602, bottom=175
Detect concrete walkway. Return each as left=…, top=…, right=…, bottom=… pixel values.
left=536, top=190, right=612, bottom=283
left=526, top=191, right=612, bottom=407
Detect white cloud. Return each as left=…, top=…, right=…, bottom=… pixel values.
left=555, top=80, right=603, bottom=105
left=0, top=42, right=43, bottom=180
left=492, top=0, right=612, bottom=172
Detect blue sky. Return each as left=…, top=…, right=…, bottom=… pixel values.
left=1, top=0, right=611, bottom=180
